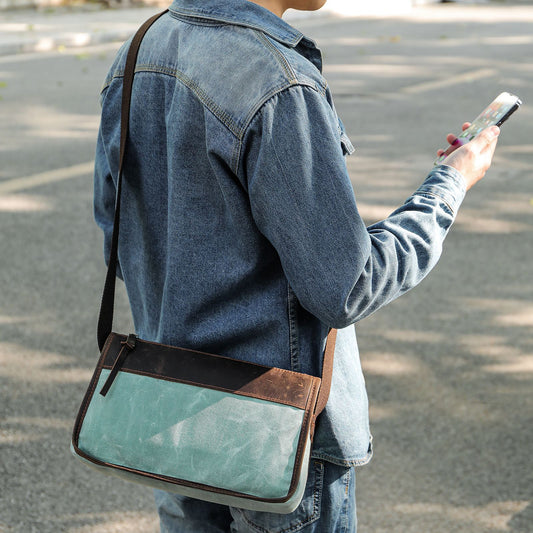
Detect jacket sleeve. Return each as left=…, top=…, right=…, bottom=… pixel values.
left=240, top=84, right=466, bottom=328
left=94, top=123, right=124, bottom=281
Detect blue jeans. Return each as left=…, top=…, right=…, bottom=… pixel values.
left=154, top=460, right=357, bottom=532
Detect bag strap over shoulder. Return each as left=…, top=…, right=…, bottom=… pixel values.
left=95, top=10, right=336, bottom=417
left=97, top=10, right=168, bottom=352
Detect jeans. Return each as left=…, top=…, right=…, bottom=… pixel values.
left=154, top=460, right=357, bottom=533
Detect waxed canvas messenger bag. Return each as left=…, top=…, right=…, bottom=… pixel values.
left=71, top=11, right=337, bottom=515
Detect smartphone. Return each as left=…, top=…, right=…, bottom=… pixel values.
left=435, top=91, right=522, bottom=165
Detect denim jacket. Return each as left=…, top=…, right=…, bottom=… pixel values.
left=94, top=0, right=467, bottom=466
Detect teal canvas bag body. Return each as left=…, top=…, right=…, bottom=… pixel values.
left=71, top=12, right=337, bottom=515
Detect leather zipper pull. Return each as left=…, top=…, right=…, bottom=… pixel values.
left=99, top=334, right=137, bottom=397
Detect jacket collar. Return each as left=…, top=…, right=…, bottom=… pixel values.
left=169, top=0, right=310, bottom=49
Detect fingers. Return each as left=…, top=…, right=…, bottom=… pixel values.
left=446, top=133, right=457, bottom=145
left=445, top=123, right=472, bottom=148
left=441, top=125, right=500, bottom=190
left=443, top=123, right=471, bottom=150
left=437, top=123, right=495, bottom=159
left=436, top=134, right=466, bottom=159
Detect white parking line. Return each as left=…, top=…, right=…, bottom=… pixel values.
left=0, top=161, right=94, bottom=194
left=401, top=68, right=497, bottom=95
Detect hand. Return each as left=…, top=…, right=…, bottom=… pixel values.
left=439, top=125, right=500, bottom=191
left=436, top=122, right=472, bottom=159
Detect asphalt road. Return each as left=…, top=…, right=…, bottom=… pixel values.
left=1, top=4, right=532, bottom=532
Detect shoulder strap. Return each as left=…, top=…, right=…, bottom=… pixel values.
left=314, top=327, right=337, bottom=417
left=97, top=10, right=168, bottom=351
left=95, top=10, right=337, bottom=414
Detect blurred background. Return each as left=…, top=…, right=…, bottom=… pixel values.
left=1, top=0, right=532, bottom=531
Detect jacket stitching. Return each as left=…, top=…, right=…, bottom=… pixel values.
left=254, top=31, right=297, bottom=83
left=169, top=11, right=227, bottom=28
left=107, top=66, right=242, bottom=137
left=138, top=64, right=241, bottom=136
left=287, top=284, right=300, bottom=373
left=168, top=7, right=302, bottom=47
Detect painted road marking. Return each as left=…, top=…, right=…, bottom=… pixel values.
left=0, top=162, right=93, bottom=194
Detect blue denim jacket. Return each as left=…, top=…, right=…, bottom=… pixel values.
left=94, top=0, right=467, bottom=466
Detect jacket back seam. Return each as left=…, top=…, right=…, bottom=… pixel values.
left=253, top=30, right=297, bottom=84
left=106, top=66, right=242, bottom=138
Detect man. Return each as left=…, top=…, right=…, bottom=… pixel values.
left=94, top=0, right=499, bottom=530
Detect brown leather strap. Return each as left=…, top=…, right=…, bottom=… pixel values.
left=97, top=10, right=168, bottom=351
left=95, top=10, right=337, bottom=412
left=315, top=328, right=337, bottom=417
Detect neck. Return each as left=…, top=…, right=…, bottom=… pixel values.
left=247, top=0, right=286, bottom=18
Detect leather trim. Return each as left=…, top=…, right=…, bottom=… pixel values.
left=72, top=337, right=111, bottom=445
left=72, top=431, right=311, bottom=504
left=100, top=333, right=320, bottom=410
